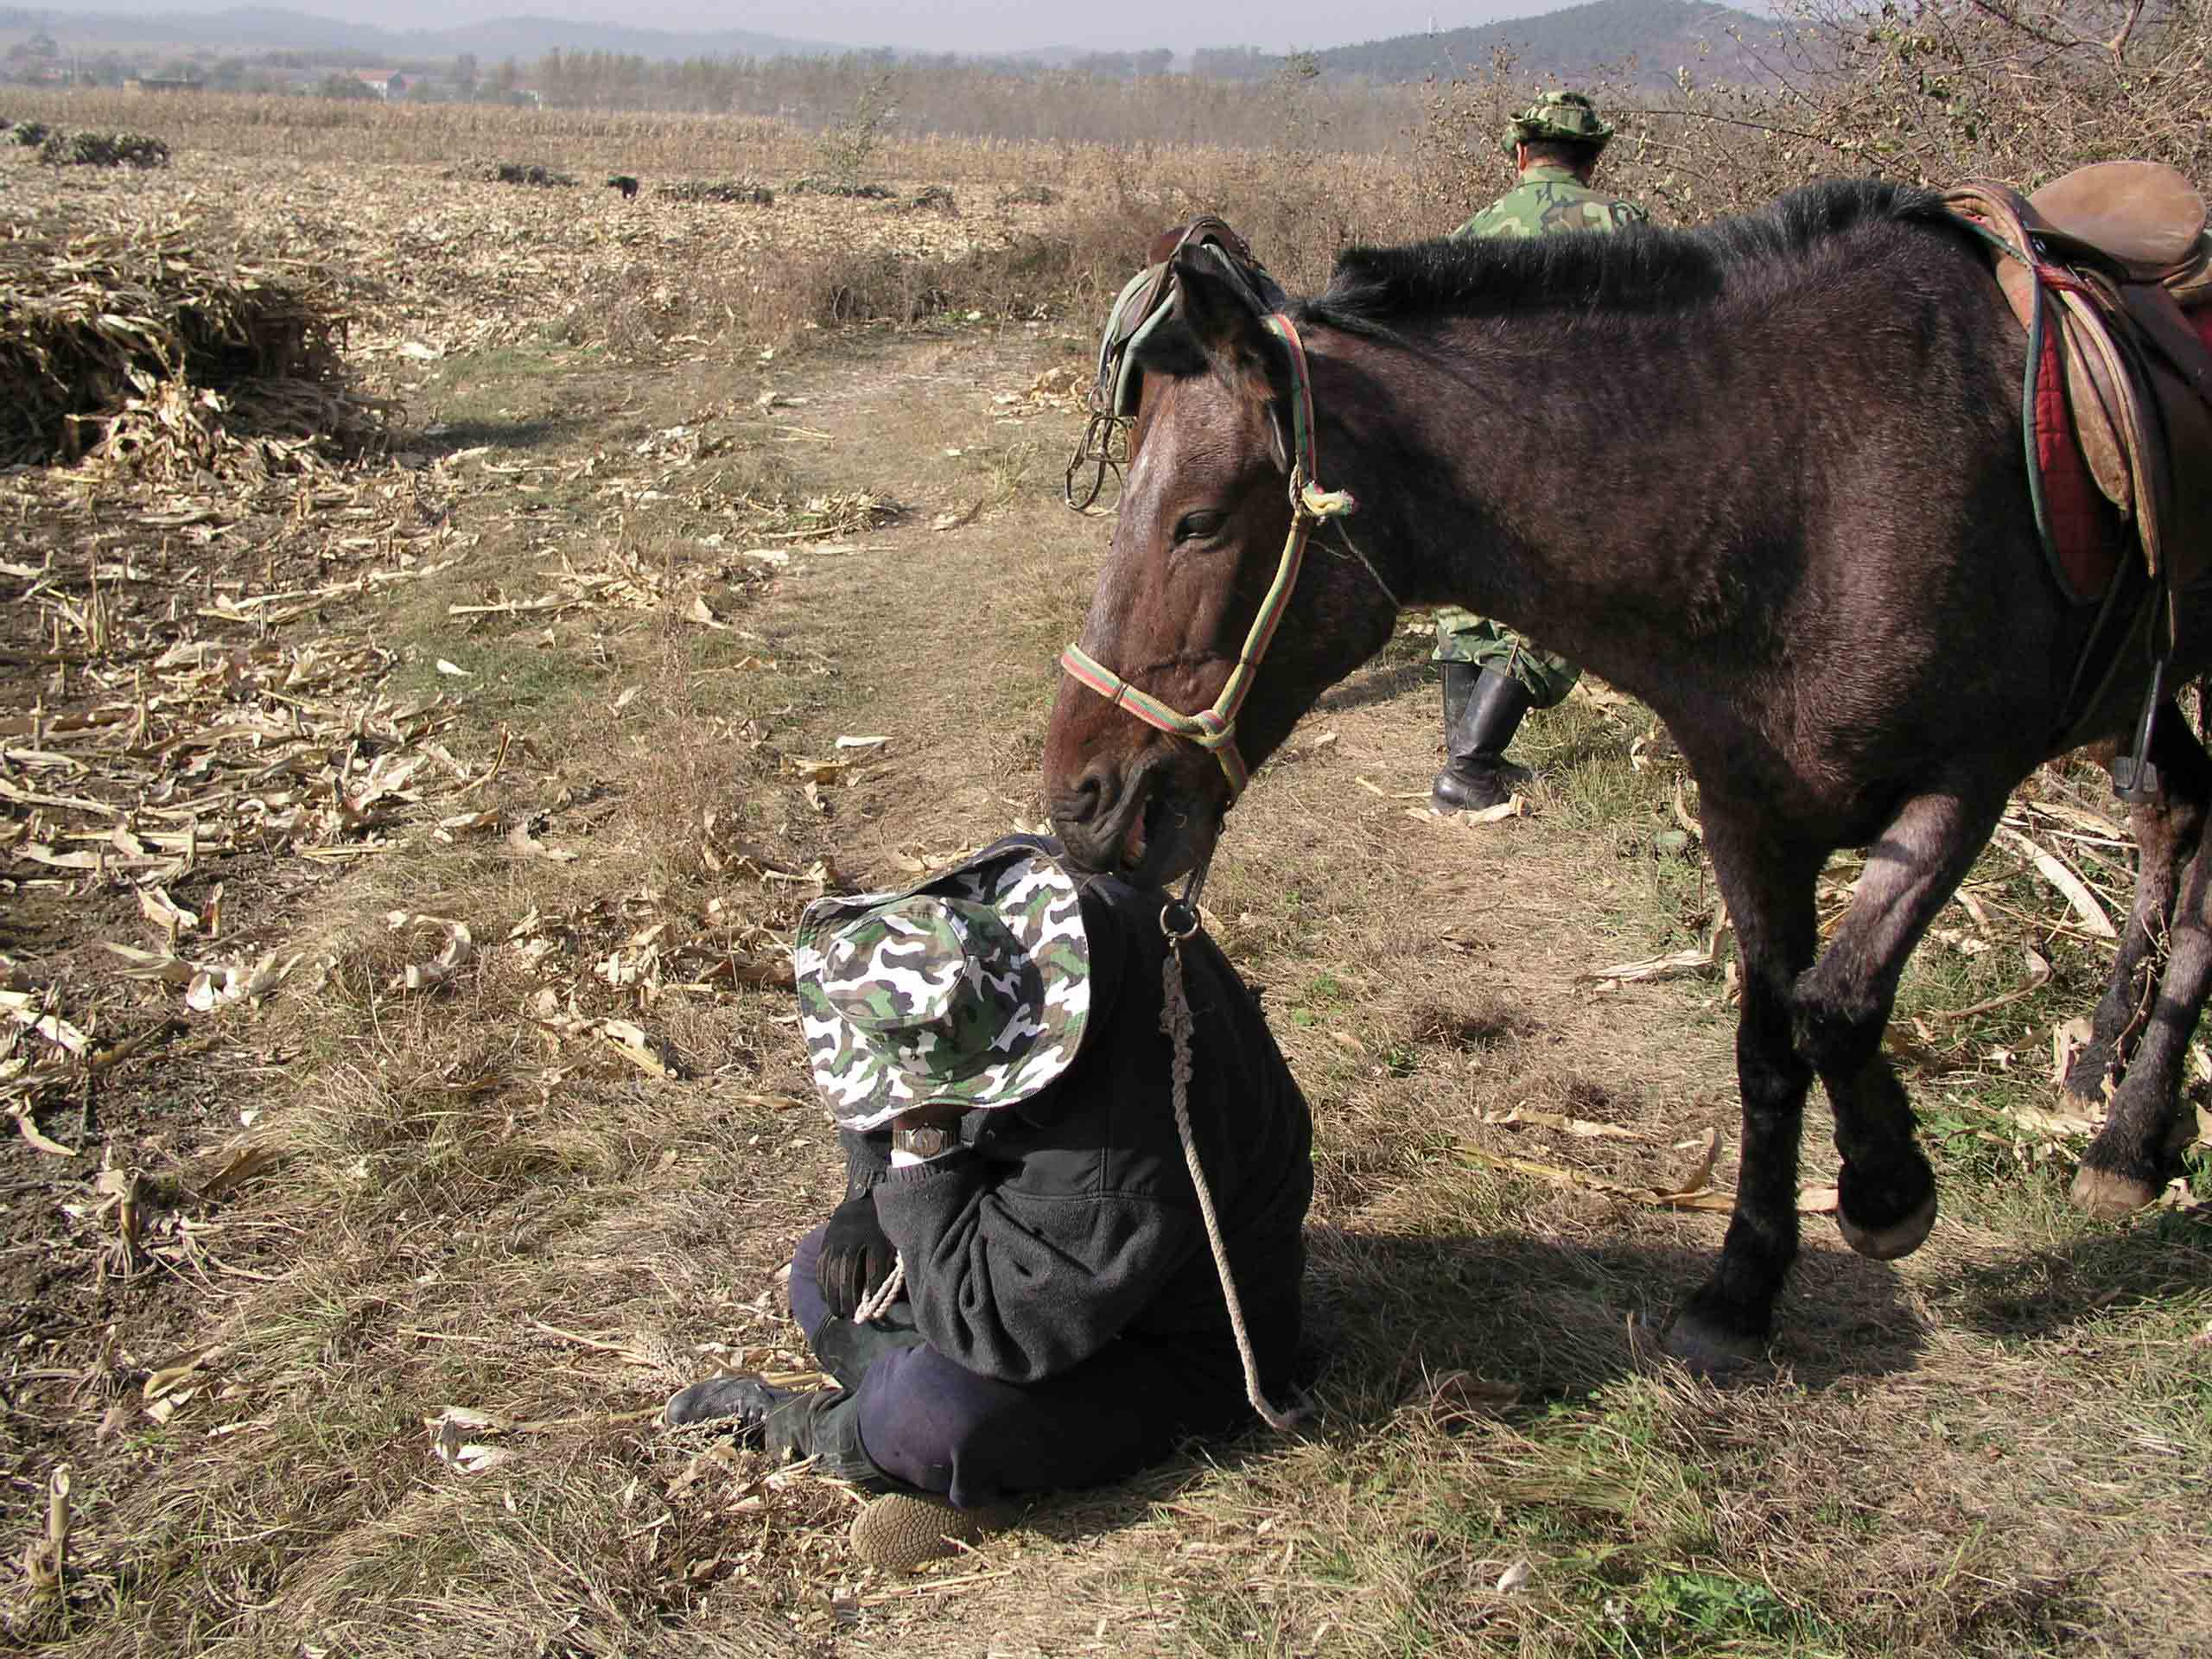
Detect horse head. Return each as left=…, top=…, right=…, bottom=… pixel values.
left=1044, top=249, right=1399, bottom=881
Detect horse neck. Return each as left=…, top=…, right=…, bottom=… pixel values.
left=1319, top=304, right=1791, bottom=684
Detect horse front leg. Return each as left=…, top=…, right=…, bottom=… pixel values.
left=2063, top=707, right=2209, bottom=1116
left=2075, top=717, right=2212, bottom=1216
left=1795, top=784, right=2012, bottom=1261
left=1665, top=811, right=1821, bottom=1371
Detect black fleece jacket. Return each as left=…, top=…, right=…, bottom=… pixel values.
left=836, top=846, right=1312, bottom=1395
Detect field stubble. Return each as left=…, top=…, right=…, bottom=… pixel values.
left=0, top=98, right=2207, bottom=1659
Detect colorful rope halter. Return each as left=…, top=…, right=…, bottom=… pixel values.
left=1058, top=312, right=1358, bottom=801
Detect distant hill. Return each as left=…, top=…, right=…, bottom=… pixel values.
left=12, top=0, right=1781, bottom=84
left=1196, top=0, right=1781, bottom=87
left=3, top=6, right=844, bottom=63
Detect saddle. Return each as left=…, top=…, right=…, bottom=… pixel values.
left=1065, top=216, right=1284, bottom=508
left=1944, top=162, right=2212, bottom=606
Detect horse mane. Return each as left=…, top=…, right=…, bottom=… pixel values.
left=1300, top=180, right=1951, bottom=334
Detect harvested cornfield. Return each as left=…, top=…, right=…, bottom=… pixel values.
left=0, top=207, right=385, bottom=474
left=37, top=130, right=169, bottom=168
left=654, top=179, right=775, bottom=204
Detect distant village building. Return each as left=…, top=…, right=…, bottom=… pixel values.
left=355, top=71, right=407, bottom=99
left=126, top=76, right=205, bottom=93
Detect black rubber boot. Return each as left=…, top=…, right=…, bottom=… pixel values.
left=1431, top=664, right=1532, bottom=813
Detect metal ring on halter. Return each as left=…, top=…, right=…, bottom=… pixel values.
left=1160, top=900, right=1200, bottom=944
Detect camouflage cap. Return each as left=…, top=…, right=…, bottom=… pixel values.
left=792, top=843, right=1090, bottom=1131
left=1502, top=90, right=1615, bottom=158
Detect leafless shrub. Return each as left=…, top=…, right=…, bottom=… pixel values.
left=1415, top=2, right=2212, bottom=232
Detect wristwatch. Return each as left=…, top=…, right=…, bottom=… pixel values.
left=892, top=1124, right=957, bottom=1160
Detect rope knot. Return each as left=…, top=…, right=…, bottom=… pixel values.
left=1300, top=481, right=1359, bottom=519
left=1188, top=710, right=1236, bottom=749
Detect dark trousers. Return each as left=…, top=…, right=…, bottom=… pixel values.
left=786, top=1224, right=1248, bottom=1510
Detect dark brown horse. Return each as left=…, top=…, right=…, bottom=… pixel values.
left=1041, top=183, right=2212, bottom=1368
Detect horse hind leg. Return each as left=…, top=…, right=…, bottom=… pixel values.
left=1795, top=783, right=2014, bottom=1262
left=2074, top=716, right=2212, bottom=1217
left=2062, top=706, right=2209, bottom=1112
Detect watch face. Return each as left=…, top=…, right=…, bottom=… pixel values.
left=898, top=1126, right=954, bottom=1157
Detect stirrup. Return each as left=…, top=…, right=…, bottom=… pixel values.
left=2110, top=652, right=2169, bottom=804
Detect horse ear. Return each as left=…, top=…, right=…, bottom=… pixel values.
left=1169, top=245, right=1296, bottom=473
left=1131, top=317, right=1210, bottom=381
left=1171, top=244, right=1274, bottom=365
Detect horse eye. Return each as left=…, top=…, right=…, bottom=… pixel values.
left=1173, top=510, right=1228, bottom=543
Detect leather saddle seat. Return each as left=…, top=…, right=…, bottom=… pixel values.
left=1946, top=162, right=2212, bottom=613
left=2029, top=160, right=2209, bottom=286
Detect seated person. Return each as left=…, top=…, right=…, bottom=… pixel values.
left=664, top=835, right=1313, bottom=1566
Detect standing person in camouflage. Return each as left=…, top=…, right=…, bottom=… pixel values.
left=1431, top=90, right=1648, bottom=813
left=663, top=835, right=1312, bottom=1569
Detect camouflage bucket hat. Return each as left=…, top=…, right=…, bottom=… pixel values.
left=792, top=844, right=1090, bottom=1131
left=1502, top=90, right=1615, bottom=158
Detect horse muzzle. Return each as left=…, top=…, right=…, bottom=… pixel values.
left=1049, top=753, right=1221, bottom=884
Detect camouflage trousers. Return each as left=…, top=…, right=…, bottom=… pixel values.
left=1431, top=608, right=1581, bottom=709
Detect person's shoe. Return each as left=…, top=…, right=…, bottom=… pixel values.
left=849, top=1492, right=1014, bottom=1572
left=662, top=1373, right=804, bottom=1438
left=1431, top=664, right=1533, bottom=813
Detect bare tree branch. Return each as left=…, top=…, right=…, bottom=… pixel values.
left=1961, top=0, right=2092, bottom=49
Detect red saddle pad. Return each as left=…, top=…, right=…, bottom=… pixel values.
left=2037, top=302, right=2212, bottom=601
left=2033, top=320, right=2120, bottom=602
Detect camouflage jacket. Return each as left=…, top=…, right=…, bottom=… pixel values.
left=837, top=839, right=1313, bottom=1390
left=1453, top=164, right=1647, bottom=239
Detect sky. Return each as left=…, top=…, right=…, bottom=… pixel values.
left=60, top=0, right=1589, bottom=55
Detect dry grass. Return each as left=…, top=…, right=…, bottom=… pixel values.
left=3, top=83, right=2209, bottom=1659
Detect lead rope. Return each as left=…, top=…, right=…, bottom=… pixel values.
left=852, top=1254, right=906, bottom=1325
left=1160, top=891, right=1303, bottom=1433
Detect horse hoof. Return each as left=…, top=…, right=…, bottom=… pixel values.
left=1659, top=1313, right=1763, bottom=1377
left=1836, top=1187, right=1937, bottom=1261
left=2069, top=1165, right=2160, bottom=1221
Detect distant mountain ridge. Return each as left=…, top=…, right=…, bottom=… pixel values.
left=2, top=6, right=843, bottom=62
left=13, top=0, right=1780, bottom=82
left=1201, top=0, right=1781, bottom=86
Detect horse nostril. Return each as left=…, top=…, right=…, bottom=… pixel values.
left=1066, top=763, right=1118, bottom=829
